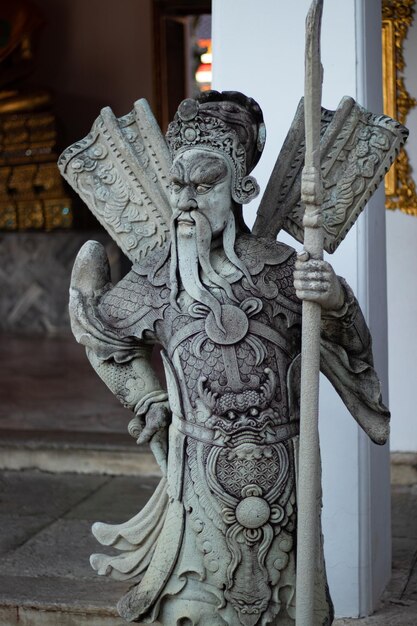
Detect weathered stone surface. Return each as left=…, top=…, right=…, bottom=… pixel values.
left=0, top=607, right=123, bottom=626
left=0, top=471, right=134, bottom=624
left=334, top=602, right=417, bottom=625
left=0, top=519, right=104, bottom=579
left=392, top=485, right=417, bottom=539
left=0, top=430, right=159, bottom=476
left=0, top=575, right=126, bottom=617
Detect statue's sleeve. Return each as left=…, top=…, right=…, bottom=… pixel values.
left=69, top=241, right=169, bottom=440
left=84, top=344, right=168, bottom=426
left=319, top=278, right=390, bottom=445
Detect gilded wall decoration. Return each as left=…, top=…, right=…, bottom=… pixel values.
left=0, top=0, right=72, bottom=231
left=382, top=0, right=417, bottom=215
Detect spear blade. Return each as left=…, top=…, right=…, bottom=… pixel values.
left=304, top=0, right=324, bottom=169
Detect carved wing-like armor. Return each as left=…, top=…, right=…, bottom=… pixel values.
left=58, top=99, right=173, bottom=271
left=253, top=96, right=408, bottom=252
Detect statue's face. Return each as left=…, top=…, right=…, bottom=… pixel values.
left=169, top=149, right=233, bottom=238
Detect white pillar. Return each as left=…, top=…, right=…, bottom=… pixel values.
left=212, top=0, right=390, bottom=617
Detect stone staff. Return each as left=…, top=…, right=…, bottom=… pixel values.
left=295, top=1, right=324, bottom=625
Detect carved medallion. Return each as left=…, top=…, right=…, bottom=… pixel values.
left=205, top=304, right=249, bottom=345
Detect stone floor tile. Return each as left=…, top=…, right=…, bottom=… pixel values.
left=0, top=469, right=109, bottom=518
left=334, top=600, right=417, bottom=625
left=392, top=536, right=417, bottom=571
left=0, top=518, right=104, bottom=579
left=0, top=470, right=416, bottom=623
left=386, top=566, right=411, bottom=599
left=0, top=514, right=52, bottom=555
left=64, top=474, right=160, bottom=522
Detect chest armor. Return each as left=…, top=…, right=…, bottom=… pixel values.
left=164, top=299, right=300, bottom=490
left=157, top=296, right=302, bottom=620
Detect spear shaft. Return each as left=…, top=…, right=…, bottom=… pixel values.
left=295, top=1, right=324, bottom=625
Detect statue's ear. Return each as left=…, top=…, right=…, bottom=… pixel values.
left=232, top=175, right=260, bottom=204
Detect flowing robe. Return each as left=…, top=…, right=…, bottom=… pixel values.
left=70, top=233, right=389, bottom=626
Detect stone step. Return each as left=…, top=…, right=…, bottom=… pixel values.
left=0, top=429, right=160, bottom=476
left=0, top=469, right=161, bottom=626
left=391, top=452, right=417, bottom=485
left=0, top=576, right=126, bottom=626
left=1, top=426, right=414, bottom=485
left=1, top=469, right=416, bottom=625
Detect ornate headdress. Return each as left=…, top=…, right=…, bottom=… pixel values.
left=166, top=91, right=266, bottom=204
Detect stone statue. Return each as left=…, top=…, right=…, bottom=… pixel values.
left=59, top=84, right=406, bottom=624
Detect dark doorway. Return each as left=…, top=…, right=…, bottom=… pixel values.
left=153, top=0, right=211, bottom=131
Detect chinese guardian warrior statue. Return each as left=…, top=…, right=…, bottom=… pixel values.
left=59, top=84, right=406, bottom=624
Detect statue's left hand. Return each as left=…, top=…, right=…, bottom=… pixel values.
left=135, top=401, right=171, bottom=475
left=136, top=401, right=171, bottom=445
left=294, top=252, right=344, bottom=311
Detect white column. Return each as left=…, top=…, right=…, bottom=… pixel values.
left=212, top=0, right=390, bottom=617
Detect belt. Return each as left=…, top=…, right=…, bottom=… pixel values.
left=172, top=413, right=299, bottom=447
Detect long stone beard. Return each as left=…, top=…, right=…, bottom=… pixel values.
left=169, top=210, right=253, bottom=330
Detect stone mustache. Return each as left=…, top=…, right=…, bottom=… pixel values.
left=59, top=90, right=405, bottom=625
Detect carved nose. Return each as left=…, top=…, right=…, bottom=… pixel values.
left=178, top=187, right=198, bottom=211
left=181, top=198, right=197, bottom=211
left=181, top=198, right=198, bottom=211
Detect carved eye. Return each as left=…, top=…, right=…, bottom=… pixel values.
left=171, top=182, right=183, bottom=193
left=226, top=410, right=237, bottom=420
left=196, top=184, right=212, bottom=194
left=249, top=407, right=259, bottom=417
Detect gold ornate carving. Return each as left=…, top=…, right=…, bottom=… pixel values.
left=0, top=109, right=73, bottom=231
left=0, top=1, right=72, bottom=229
left=382, top=0, right=417, bottom=215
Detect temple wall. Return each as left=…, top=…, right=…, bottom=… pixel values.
left=0, top=233, right=120, bottom=334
